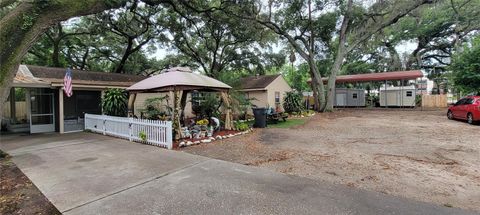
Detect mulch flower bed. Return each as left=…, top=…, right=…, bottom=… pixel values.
left=174, top=128, right=253, bottom=149
left=0, top=151, right=60, bottom=215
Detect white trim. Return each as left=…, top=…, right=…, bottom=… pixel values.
left=238, top=88, right=267, bottom=92
left=51, top=83, right=130, bottom=89
left=59, top=87, right=64, bottom=134
left=30, top=92, right=55, bottom=134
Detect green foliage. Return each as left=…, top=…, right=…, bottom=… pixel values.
left=234, top=121, right=249, bottom=131
left=21, top=14, right=36, bottom=30
left=283, top=91, right=303, bottom=113
left=141, top=96, right=171, bottom=120
left=216, top=70, right=254, bottom=119
left=268, top=118, right=306, bottom=129
left=23, top=2, right=161, bottom=74
left=415, top=94, right=422, bottom=107
left=160, top=1, right=281, bottom=78
left=101, top=88, right=127, bottom=116
left=192, top=93, right=221, bottom=119
left=341, top=61, right=376, bottom=75
left=282, top=64, right=309, bottom=92
left=450, top=37, right=480, bottom=94
left=139, top=131, right=147, bottom=141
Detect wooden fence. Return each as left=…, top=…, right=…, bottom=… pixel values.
left=422, top=95, right=448, bottom=108
left=84, top=114, right=172, bottom=149
left=2, top=101, right=27, bottom=121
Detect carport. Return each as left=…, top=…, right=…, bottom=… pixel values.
left=309, top=70, right=424, bottom=109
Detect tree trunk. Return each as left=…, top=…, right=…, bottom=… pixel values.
left=385, top=41, right=402, bottom=71
left=114, top=38, right=134, bottom=73
left=308, top=59, right=326, bottom=111
left=52, top=39, right=61, bottom=67
left=324, top=0, right=352, bottom=112
left=0, top=1, right=128, bottom=118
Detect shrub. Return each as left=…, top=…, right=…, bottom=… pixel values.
left=192, top=93, right=221, bottom=119
left=142, top=96, right=171, bottom=120
left=415, top=95, right=422, bottom=107
left=139, top=131, right=147, bottom=141
left=234, top=121, right=249, bottom=131
left=283, top=91, right=304, bottom=113
left=101, top=88, right=128, bottom=116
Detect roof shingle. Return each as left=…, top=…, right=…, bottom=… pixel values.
left=26, top=65, right=146, bottom=87
left=239, top=74, right=280, bottom=90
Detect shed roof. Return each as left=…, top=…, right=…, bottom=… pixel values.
left=127, top=67, right=231, bottom=92
left=239, top=74, right=280, bottom=90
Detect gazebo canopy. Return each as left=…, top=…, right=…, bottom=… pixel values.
left=127, top=67, right=231, bottom=92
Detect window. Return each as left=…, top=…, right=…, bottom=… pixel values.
left=275, top=92, right=280, bottom=103
left=465, top=98, right=474, bottom=105
left=352, top=93, right=358, bottom=99
left=406, top=91, right=413, bottom=97
left=455, top=98, right=466, bottom=106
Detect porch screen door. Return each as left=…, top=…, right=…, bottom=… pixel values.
left=30, top=93, right=55, bottom=133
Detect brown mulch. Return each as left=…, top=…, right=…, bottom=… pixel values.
left=0, top=152, right=60, bottom=215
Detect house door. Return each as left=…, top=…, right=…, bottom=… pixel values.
left=30, top=92, right=55, bottom=133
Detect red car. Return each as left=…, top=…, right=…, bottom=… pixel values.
left=447, top=96, right=480, bottom=125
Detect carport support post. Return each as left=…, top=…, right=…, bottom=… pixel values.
left=401, top=79, right=404, bottom=108
left=385, top=80, right=388, bottom=108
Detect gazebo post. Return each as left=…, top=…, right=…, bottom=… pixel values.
left=127, top=93, right=137, bottom=117
left=220, top=91, right=234, bottom=130
left=172, top=88, right=183, bottom=140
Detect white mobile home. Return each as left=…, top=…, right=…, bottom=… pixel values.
left=334, top=88, right=366, bottom=107
left=380, top=86, right=416, bottom=107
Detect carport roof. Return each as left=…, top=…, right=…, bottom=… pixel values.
left=308, top=70, right=424, bottom=84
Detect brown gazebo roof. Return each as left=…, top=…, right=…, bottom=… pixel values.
left=127, top=67, right=231, bottom=92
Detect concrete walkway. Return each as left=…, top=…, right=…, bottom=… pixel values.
left=0, top=133, right=477, bottom=215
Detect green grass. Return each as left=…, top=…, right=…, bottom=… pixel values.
left=267, top=118, right=307, bottom=128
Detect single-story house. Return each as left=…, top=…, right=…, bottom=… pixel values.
left=239, top=74, right=292, bottom=111
left=1, top=65, right=145, bottom=134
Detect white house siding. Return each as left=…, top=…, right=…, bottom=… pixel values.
left=246, top=90, right=268, bottom=108
left=266, top=76, right=293, bottom=110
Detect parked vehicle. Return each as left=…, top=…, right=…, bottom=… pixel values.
left=447, top=96, right=480, bottom=125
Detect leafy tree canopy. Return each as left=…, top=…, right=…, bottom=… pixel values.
left=449, top=36, right=480, bottom=94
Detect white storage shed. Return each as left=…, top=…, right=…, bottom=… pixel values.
left=334, top=88, right=366, bottom=107
left=379, top=86, right=416, bottom=107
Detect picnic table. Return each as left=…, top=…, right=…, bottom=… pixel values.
left=266, top=108, right=288, bottom=123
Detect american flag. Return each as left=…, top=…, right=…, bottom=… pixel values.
left=63, top=68, right=73, bottom=97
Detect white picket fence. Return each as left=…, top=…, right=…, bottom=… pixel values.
left=84, top=114, right=173, bottom=149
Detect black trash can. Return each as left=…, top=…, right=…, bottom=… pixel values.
left=252, top=107, right=267, bottom=128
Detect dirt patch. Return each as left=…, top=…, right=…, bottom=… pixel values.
left=182, top=109, right=480, bottom=211
left=0, top=153, right=60, bottom=215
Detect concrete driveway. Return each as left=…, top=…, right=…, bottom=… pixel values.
left=0, top=132, right=476, bottom=215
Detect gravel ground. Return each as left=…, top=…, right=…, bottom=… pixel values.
left=182, top=109, right=480, bottom=211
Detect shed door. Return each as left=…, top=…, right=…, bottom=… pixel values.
left=336, top=94, right=346, bottom=106
left=30, top=93, right=55, bottom=133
